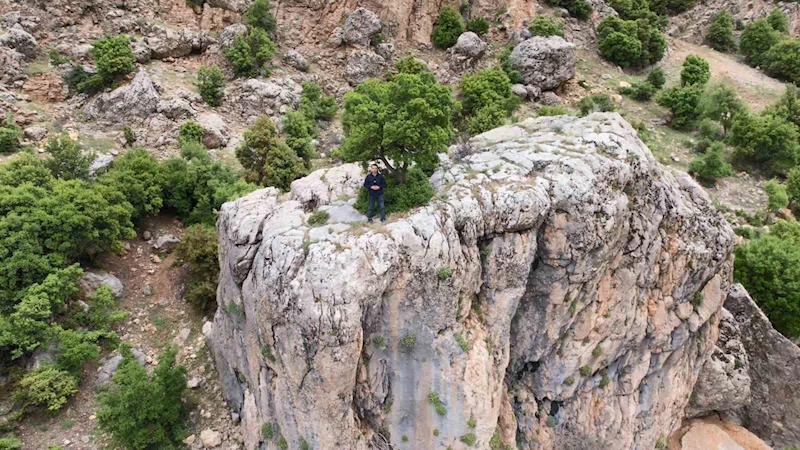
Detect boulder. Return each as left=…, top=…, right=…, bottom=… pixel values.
left=342, top=7, right=382, bottom=46
left=447, top=32, right=487, bottom=70
left=83, top=69, right=160, bottom=123
left=282, top=50, right=309, bottom=72
left=0, top=25, right=37, bottom=60
left=90, top=154, right=114, bottom=175
left=154, top=234, right=181, bottom=253
left=375, top=43, right=394, bottom=60
left=344, top=49, right=385, bottom=86
left=218, top=23, right=248, bottom=49
left=199, top=429, right=222, bottom=448
left=227, top=77, right=302, bottom=120
left=95, top=348, right=147, bottom=387
left=511, top=84, right=528, bottom=98
left=208, top=113, right=734, bottom=450
left=79, top=270, right=124, bottom=298
left=157, top=97, right=196, bottom=120
left=539, top=91, right=562, bottom=106
left=27, top=342, right=57, bottom=371
left=145, top=26, right=210, bottom=60
left=0, top=46, right=25, bottom=85
left=195, top=112, right=230, bottom=149
left=510, top=36, right=576, bottom=91
left=23, top=126, right=47, bottom=141
left=289, top=163, right=364, bottom=208
left=131, top=40, right=152, bottom=64
left=205, top=0, right=250, bottom=12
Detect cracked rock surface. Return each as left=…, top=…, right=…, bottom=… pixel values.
left=207, top=113, right=734, bottom=450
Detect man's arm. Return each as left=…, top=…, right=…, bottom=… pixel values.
left=364, top=174, right=370, bottom=188
left=378, top=174, right=387, bottom=189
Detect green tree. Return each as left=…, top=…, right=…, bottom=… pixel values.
left=44, top=135, right=94, bottom=181
left=577, top=94, right=616, bottom=116
left=647, top=67, right=666, bottom=89
left=395, top=56, right=428, bottom=76
left=246, top=0, right=277, bottom=33
left=12, top=367, right=78, bottom=411
left=498, top=45, right=523, bottom=84
left=764, top=179, right=789, bottom=210
left=431, top=7, right=464, bottom=49
left=787, top=166, right=800, bottom=204
left=466, top=17, right=490, bottom=36
left=740, top=19, right=779, bottom=67
left=195, top=65, right=225, bottom=107
left=100, top=148, right=164, bottom=217
left=764, top=85, right=800, bottom=129
left=545, top=0, right=593, bottom=20
left=763, top=38, right=800, bottom=84
left=97, top=345, right=187, bottom=450
left=734, top=220, right=800, bottom=338
left=528, top=17, right=564, bottom=37
left=78, top=35, right=136, bottom=93
left=459, top=67, right=519, bottom=134
left=680, top=54, right=710, bottom=86
left=708, top=11, right=735, bottom=51
left=699, top=84, right=745, bottom=134
left=298, top=82, right=337, bottom=122
left=597, top=16, right=666, bottom=68
left=236, top=116, right=305, bottom=189
left=341, top=71, right=457, bottom=184
left=282, top=111, right=315, bottom=166
left=0, top=117, right=22, bottom=154
left=767, top=8, right=789, bottom=34
left=175, top=225, right=219, bottom=310
left=178, top=121, right=205, bottom=145
left=226, top=27, right=276, bottom=77
left=619, top=81, right=658, bottom=101
left=689, top=141, right=732, bottom=183
left=729, top=111, right=800, bottom=174
left=656, top=84, right=703, bottom=129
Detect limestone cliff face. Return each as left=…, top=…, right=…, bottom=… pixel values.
left=206, top=113, right=734, bottom=450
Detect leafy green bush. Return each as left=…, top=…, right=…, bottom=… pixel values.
left=597, top=16, right=666, bottom=68
left=734, top=220, right=800, bottom=338
left=787, top=167, right=800, bottom=204
left=92, top=35, right=136, bottom=80
left=680, top=54, right=710, bottom=86
left=647, top=67, right=666, bottom=89
left=44, top=135, right=93, bottom=181
left=307, top=210, right=329, bottom=227
left=740, top=19, right=779, bottom=67
left=97, top=345, right=187, bottom=450
left=763, top=38, right=800, bottom=84
left=282, top=111, right=315, bottom=166
left=236, top=116, right=304, bottom=190
left=0, top=437, right=22, bottom=450
left=699, top=84, right=746, bottom=134
left=195, top=65, right=225, bottom=107
left=226, top=27, right=276, bottom=77
left=178, top=121, right=205, bottom=146
left=101, top=148, right=164, bottom=217
left=649, top=0, right=695, bottom=14
left=619, top=81, right=658, bottom=101
left=246, top=0, right=277, bottom=33
left=431, top=7, right=464, bottom=49
left=395, top=56, right=428, bottom=76
left=545, top=0, right=592, bottom=20
left=123, top=126, right=135, bottom=147
left=48, top=48, right=72, bottom=66
left=729, top=111, right=800, bottom=175
left=708, top=11, right=735, bottom=52
left=764, top=179, right=789, bottom=210
left=528, top=17, right=563, bottom=37
left=341, top=71, right=456, bottom=184
left=466, top=17, right=490, bottom=36
left=354, top=166, right=434, bottom=214
left=577, top=94, right=615, bottom=116
left=175, top=225, right=219, bottom=310
left=689, top=142, right=732, bottom=183
left=459, top=67, right=519, bottom=134
left=696, top=118, right=724, bottom=151
left=298, top=82, right=337, bottom=122
left=538, top=105, right=569, bottom=116
left=764, top=85, right=800, bottom=129
left=0, top=118, right=22, bottom=154
left=12, top=367, right=78, bottom=411
left=498, top=44, right=523, bottom=84
left=768, top=7, right=789, bottom=34
left=656, top=84, right=703, bottom=129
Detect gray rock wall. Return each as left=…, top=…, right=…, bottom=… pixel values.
left=207, top=113, right=735, bottom=450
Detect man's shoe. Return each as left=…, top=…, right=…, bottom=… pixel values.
left=381, top=219, right=386, bottom=223
left=367, top=219, right=373, bottom=223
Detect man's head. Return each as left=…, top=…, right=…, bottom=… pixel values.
left=370, top=164, right=379, bottom=175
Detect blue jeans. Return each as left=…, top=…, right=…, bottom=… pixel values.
left=367, top=194, right=385, bottom=221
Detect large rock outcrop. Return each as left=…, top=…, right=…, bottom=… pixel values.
left=83, top=69, right=160, bottom=122
left=207, top=113, right=734, bottom=450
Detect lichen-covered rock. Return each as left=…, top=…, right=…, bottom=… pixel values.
left=447, top=31, right=487, bottom=70
left=344, top=49, right=385, bottom=86
left=342, top=7, right=381, bottom=46
left=226, top=77, right=302, bottom=120
left=207, top=113, right=734, bottom=450
left=79, top=270, right=124, bottom=298
left=218, top=23, right=248, bottom=49
left=0, top=25, right=38, bottom=60
left=0, top=46, right=25, bottom=85
left=83, top=69, right=160, bottom=123
left=195, top=112, right=230, bottom=149
left=157, top=97, right=196, bottom=120
left=145, top=25, right=211, bottom=59
left=510, top=36, right=576, bottom=91
left=288, top=163, right=364, bottom=208
left=282, top=50, right=309, bottom=71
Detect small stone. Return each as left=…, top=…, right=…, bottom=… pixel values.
left=231, top=411, right=240, bottom=424
left=150, top=254, right=161, bottom=264
left=184, top=435, right=197, bottom=445
left=143, top=282, right=154, bottom=296
left=188, top=376, right=203, bottom=389
left=143, top=230, right=152, bottom=240
left=619, top=81, right=632, bottom=89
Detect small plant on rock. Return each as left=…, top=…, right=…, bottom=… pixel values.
left=307, top=210, right=330, bottom=227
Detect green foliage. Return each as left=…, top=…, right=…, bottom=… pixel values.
left=455, top=332, right=470, bottom=351
left=300, top=438, right=310, bottom=450
left=787, top=167, right=800, bottom=203
left=708, top=11, right=735, bottom=52
left=537, top=105, right=569, bottom=116
left=656, top=84, right=703, bottom=129
left=278, top=437, right=288, bottom=450
left=282, top=111, right=315, bottom=166
left=466, top=17, right=490, bottom=36
left=764, top=179, right=789, bottom=210
left=0, top=118, right=22, bottom=154
left=174, top=225, right=219, bottom=310
left=431, top=7, right=464, bottom=49
left=579, top=365, right=591, bottom=377
left=577, top=94, right=615, bottom=116
left=354, top=167, right=434, bottom=214
left=195, top=65, right=225, bottom=107
left=740, top=19, right=779, bottom=67
left=179, top=121, right=205, bottom=145
left=438, top=266, right=453, bottom=280
left=400, top=334, right=417, bottom=348
left=647, top=68, right=666, bottom=89
left=735, top=220, right=800, bottom=337
left=97, top=345, right=187, bottom=450
left=373, top=336, right=386, bottom=348
left=395, top=56, right=428, bottom=76
left=12, top=367, right=78, bottom=411
left=649, top=0, right=695, bottom=14
left=341, top=71, right=456, bottom=184
left=123, top=126, right=135, bottom=147
left=299, top=82, right=338, bottom=122
left=91, top=35, right=136, bottom=81
left=680, top=54, right=710, bottom=86
left=226, top=27, right=276, bottom=77
left=460, top=433, right=477, bottom=446
left=655, top=434, right=667, bottom=450
left=0, top=437, right=22, bottom=450
left=597, top=16, right=666, bottom=68
left=768, top=8, right=789, bottom=34
left=592, top=345, right=603, bottom=357
left=236, top=116, right=305, bottom=190
left=459, top=67, right=519, bottom=134
left=690, top=142, right=732, bottom=183
left=564, top=376, right=575, bottom=386
left=528, top=17, right=563, bottom=37
left=498, top=45, right=523, bottom=84
left=546, top=416, right=557, bottom=427
left=763, top=38, right=800, bottom=84
left=262, top=423, right=274, bottom=439
left=467, top=417, right=477, bottom=428
left=427, top=392, right=447, bottom=415
left=307, top=210, right=330, bottom=227
left=101, top=148, right=163, bottom=217
left=44, top=134, right=93, bottom=181
left=545, top=0, right=593, bottom=20
left=699, top=84, right=746, bottom=133
left=765, top=85, right=800, bottom=130
left=246, top=0, right=277, bottom=33
left=729, top=111, right=800, bottom=175
left=619, top=80, right=658, bottom=101
left=49, top=48, right=72, bottom=66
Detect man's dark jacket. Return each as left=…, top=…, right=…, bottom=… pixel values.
left=364, top=172, right=387, bottom=197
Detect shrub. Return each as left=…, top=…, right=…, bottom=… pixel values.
left=245, top=0, right=277, bottom=33
left=538, top=105, right=569, bottom=116
left=91, top=35, right=136, bottom=81
left=438, top=267, right=453, bottom=280
left=764, top=179, right=789, bottom=210
left=708, top=11, right=735, bottom=52
left=577, top=94, right=615, bottom=116
left=768, top=7, right=789, bottom=34
left=0, top=118, right=22, bottom=154
left=236, top=116, right=304, bottom=190
left=100, top=148, right=164, bottom=217
left=178, top=121, right=205, bottom=146
left=765, top=85, right=800, bottom=129
left=649, top=0, right=695, bottom=14
left=431, top=7, right=464, bottom=49
left=734, top=220, right=800, bottom=337
left=97, top=345, right=187, bottom=450
left=341, top=72, right=456, bottom=184
left=466, top=17, right=490, bottom=36
left=123, top=126, right=135, bottom=147
left=787, top=167, right=800, bottom=204
left=459, top=67, right=519, bottom=134
left=619, top=81, right=658, bottom=101
left=498, top=44, right=523, bottom=84
left=689, top=142, right=732, bottom=184
left=597, top=16, right=666, bottom=68
left=680, top=54, right=710, bottom=86
left=400, top=334, right=417, bottom=348
left=455, top=332, right=470, bottom=351
left=298, top=82, right=337, bottom=122
left=262, top=423, right=274, bottom=439
left=44, top=134, right=93, bottom=181
left=0, top=437, right=22, bottom=450
left=729, top=111, right=800, bottom=175
left=545, top=0, right=592, bottom=20
left=696, top=118, right=724, bottom=149
left=282, top=111, right=315, bottom=166
left=528, top=17, right=563, bottom=37
left=579, top=365, right=592, bottom=377
left=395, top=56, right=428, bottom=76
left=175, top=225, right=219, bottom=310
left=195, top=65, right=225, bottom=107
left=226, top=27, right=276, bottom=77
left=564, top=376, right=575, bottom=386
left=699, top=84, right=746, bottom=134
left=307, top=210, right=329, bottom=227
left=740, top=19, right=779, bottom=67
left=427, top=392, right=447, bottom=415
left=49, top=48, right=72, bottom=66
left=354, top=166, right=434, bottom=214
left=278, top=437, right=288, bottom=450
left=763, top=38, right=800, bottom=84
left=657, top=84, right=703, bottom=129
left=12, top=367, right=78, bottom=411
left=647, top=68, right=666, bottom=89
left=460, top=434, right=477, bottom=446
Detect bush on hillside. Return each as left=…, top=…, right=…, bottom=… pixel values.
left=680, top=54, right=710, bottom=86
left=282, top=111, right=315, bottom=166
left=647, top=67, right=666, bottom=89
left=545, top=0, right=592, bottom=20
left=178, top=121, right=205, bottom=146
left=226, top=27, right=276, bottom=77
left=395, top=56, right=428, bottom=76
left=689, top=141, right=732, bottom=183
left=12, top=367, right=78, bottom=412
left=764, top=85, right=800, bottom=129
left=466, top=17, right=490, bottom=36
left=656, top=84, right=703, bottom=129
left=195, top=65, right=225, bottom=107
left=538, top=105, right=569, bottom=116
left=528, top=17, right=563, bottom=37
left=245, top=0, right=277, bottom=33
left=100, top=148, right=164, bottom=217
left=707, top=11, right=735, bottom=51
left=175, top=225, right=219, bottom=310
left=44, top=135, right=93, bottom=181
left=298, top=82, right=337, bottom=122
left=699, top=84, right=746, bottom=134
left=764, top=179, right=790, bottom=210
left=739, top=19, right=779, bottom=67
left=788, top=167, right=800, bottom=204
left=763, top=38, right=800, bottom=84
left=459, top=67, right=519, bottom=134
left=431, top=7, right=464, bottom=49
left=649, top=0, right=695, bottom=14
left=236, top=116, right=305, bottom=190
left=729, top=111, right=800, bottom=175
left=77, top=35, right=136, bottom=93
left=0, top=118, right=22, bottom=154
left=597, top=16, right=666, bottom=68
left=768, top=7, right=789, bottom=34
left=498, top=45, right=523, bottom=84
left=577, top=94, right=616, bottom=116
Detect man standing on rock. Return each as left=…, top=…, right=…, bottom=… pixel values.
left=364, top=164, right=387, bottom=223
